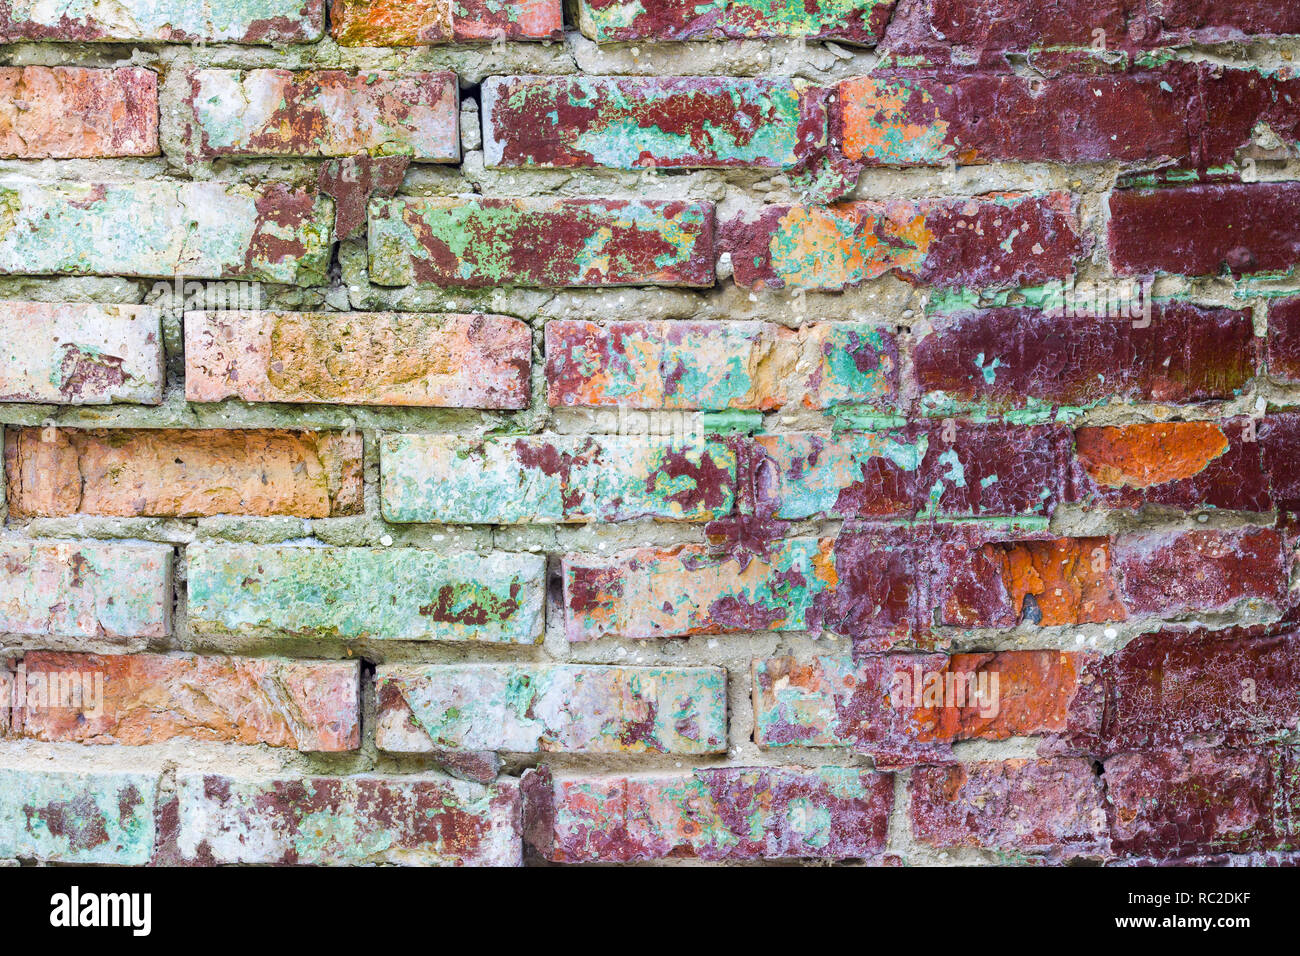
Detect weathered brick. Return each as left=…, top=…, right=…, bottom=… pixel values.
left=484, top=76, right=810, bottom=170
left=330, top=0, right=562, bottom=45
left=1260, top=413, right=1300, bottom=513
left=563, top=538, right=837, bottom=642
left=914, top=303, right=1257, bottom=415
left=375, top=663, right=726, bottom=754
left=1267, top=296, right=1300, bottom=383
left=752, top=652, right=1094, bottom=765
left=1109, top=184, right=1300, bottom=278
left=746, top=423, right=1073, bottom=520
left=1105, top=747, right=1298, bottom=858
left=910, top=758, right=1110, bottom=858
left=0, top=66, right=157, bottom=159
left=523, top=765, right=893, bottom=863
left=187, top=545, right=545, bottom=644
left=544, top=320, right=898, bottom=411
left=1110, top=527, right=1289, bottom=618
left=1073, top=421, right=1270, bottom=512
left=885, top=0, right=1300, bottom=58
left=722, top=193, right=1084, bottom=291
left=0, top=302, right=163, bottom=406
left=13, top=652, right=360, bottom=752
left=174, top=773, right=520, bottom=866
left=577, top=0, right=896, bottom=43
left=369, top=197, right=715, bottom=288
left=5, top=428, right=363, bottom=518
left=0, top=540, right=171, bottom=639
left=185, top=311, right=530, bottom=409
left=0, top=181, right=333, bottom=285
left=0, top=0, right=324, bottom=43
left=0, top=769, right=155, bottom=864
left=838, top=65, right=1300, bottom=168
left=1063, top=629, right=1300, bottom=757
left=181, top=69, right=458, bottom=162
left=380, top=434, right=736, bottom=524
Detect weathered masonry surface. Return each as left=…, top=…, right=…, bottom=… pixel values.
left=2, top=0, right=1300, bottom=867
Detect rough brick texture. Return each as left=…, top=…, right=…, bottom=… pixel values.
left=2, top=0, right=1298, bottom=871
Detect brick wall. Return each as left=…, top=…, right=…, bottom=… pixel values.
left=0, top=0, right=1298, bottom=867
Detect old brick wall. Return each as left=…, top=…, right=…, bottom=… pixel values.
left=0, top=0, right=1298, bottom=866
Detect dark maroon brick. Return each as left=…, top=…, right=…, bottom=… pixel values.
left=1065, top=629, right=1300, bottom=758
left=1260, top=413, right=1300, bottom=513
left=1074, top=420, right=1272, bottom=512
left=1112, top=527, right=1289, bottom=617
left=910, top=758, right=1110, bottom=858
left=915, top=303, right=1257, bottom=413
left=1105, top=747, right=1297, bottom=858
left=884, top=0, right=1300, bottom=62
left=918, top=422, right=1075, bottom=518
left=1267, top=297, right=1300, bottom=383
left=1109, top=183, right=1300, bottom=277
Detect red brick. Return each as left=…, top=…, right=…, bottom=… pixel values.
left=1111, top=527, right=1289, bottom=618
left=910, top=758, right=1110, bottom=858
left=4, top=428, right=363, bottom=519
left=545, top=320, right=899, bottom=411
left=1260, top=413, right=1300, bottom=513
left=172, top=772, right=521, bottom=866
left=884, top=0, right=1300, bottom=60
left=744, top=423, right=1074, bottom=521
left=13, top=652, right=359, bottom=752
left=752, top=651, right=1095, bottom=766
left=1105, top=747, right=1296, bottom=858
left=484, top=75, right=814, bottom=170
left=0, top=0, right=325, bottom=43
left=180, top=69, right=458, bottom=162
left=577, top=0, right=896, bottom=43
left=523, top=765, right=893, bottom=863
left=370, top=197, right=716, bottom=289
left=1073, top=421, right=1271, bottom=512
left=1063, top=629, right=1300, bottom=757
left=914, top=303, right=1257, bottom=414
left=185, top=311, right=531, bottom=409
left=0, top=66, right=157, bottom=159
left=1268, top=297, right=1300, bottom=383
left=722, top=193, right=1085, bottom=291
left=330, top=0, right=562, bottom=44
left=1109, top=183, right=1300, bottom=277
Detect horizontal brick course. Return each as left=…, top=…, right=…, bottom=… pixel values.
left=910, top=758, right=1110, bottom=858
left=11, top=652, right=360, bottom=751
left=577, top=0, right=896, bottom=43
left=181, top=69, right=458, bottom=162
left=330, top=0, right=562, bottom=45
left=187, top=545, right=545, bottom=644
left=545, top=320, right=899, bottom=411
left=722, top=193, right=1085, bottom=291
left=1109, top=183, right=1300, bottom=278
left=0, top=0, right=325, bottom=43
left=524, top=765, right=893, bottom=862
left=185, top=311, right=530, bottom=408
left=0, top=540, right=171, bottom=639
left=0, top=181, right=334, bottom=284
left=369, top=197, right=716, bottom=288
left=0, top=66, right=157, bottom=159
left=375, top=663, right=727, bottom=754
left=0, top=769, right=156, bottom=864
left=484, top=75, right=811, bottom=170
left=380, top=433, right=736, bottom=524
left=0, top=302, right=163, bottom=405
left=5, top=428, right=363, bottom=518
left=173, top=772, right=521, bottom=865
